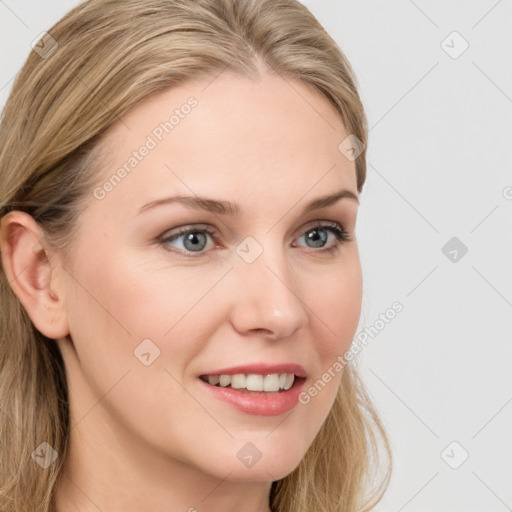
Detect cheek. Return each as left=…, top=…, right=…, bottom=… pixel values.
left=303, top=252, right=362, bottom=357
left=65, top=248, right=229, bottom=370
left=62, top=250, right=216, bottom=444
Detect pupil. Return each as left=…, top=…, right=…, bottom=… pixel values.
left=184, top=232, right=206, bottom=251
left=307, top=228, right=327, bottom=248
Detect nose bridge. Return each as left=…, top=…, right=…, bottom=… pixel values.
left=229, top=236, right=308, bottom=337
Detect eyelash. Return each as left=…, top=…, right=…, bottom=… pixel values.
left=159, top=221, right=353, bottom=258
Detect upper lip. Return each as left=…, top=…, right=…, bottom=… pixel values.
left=199, top=363, right=307, bottom=378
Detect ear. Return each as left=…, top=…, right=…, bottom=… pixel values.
left=0, top=211, right=70, bottom=339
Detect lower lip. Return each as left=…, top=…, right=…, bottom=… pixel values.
left=198, top=377, right=306, bottom=416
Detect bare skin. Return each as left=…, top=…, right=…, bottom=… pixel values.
left=0, top=70, right=362, bottom=512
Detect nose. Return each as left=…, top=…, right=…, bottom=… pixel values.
left=228, top=245, right=308, bottom=340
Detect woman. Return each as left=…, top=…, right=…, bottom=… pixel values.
left=0, top=1, right=391, bottom=511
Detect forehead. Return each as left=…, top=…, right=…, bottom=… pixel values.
left=90, top=71, right=357, bottom=217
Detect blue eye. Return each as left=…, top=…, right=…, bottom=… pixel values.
left=296, top=223, right=349, bottom=249
left=161, top=222, right=351, bottom=257
left=162, top=226, right=215, bottom=253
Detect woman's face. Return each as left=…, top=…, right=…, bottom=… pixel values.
left=57, top=70, right=362, bottom=483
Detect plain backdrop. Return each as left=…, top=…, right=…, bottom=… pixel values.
left=1, top=1, right=511, bottom=511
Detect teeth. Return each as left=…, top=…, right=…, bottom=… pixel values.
left=231, top=374, right=246, bottom=389
left=246, top=374, right=263, bottom=391
left=283, top=373, right=294, bottom=390
left=207, top=375, right=220, bottom=386
left=263, top=374, right=280, bottom=391
left=219, top=374, right=231, bottom=387
left=202, top=373, right=296, bottom=392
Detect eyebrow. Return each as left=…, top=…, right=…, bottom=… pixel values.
left=138, top=189, right=359, bottom=216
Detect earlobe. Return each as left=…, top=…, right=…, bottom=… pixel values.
left=0, top=211, right=70, bottom=340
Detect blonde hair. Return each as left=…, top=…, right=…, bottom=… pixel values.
left=0, top=1, right=391, bottom=511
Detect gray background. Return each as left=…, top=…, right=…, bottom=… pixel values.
left=1, top=1, right=511, bottom=511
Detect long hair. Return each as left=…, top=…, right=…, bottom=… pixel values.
left=0, top=1, right=392, bottom=510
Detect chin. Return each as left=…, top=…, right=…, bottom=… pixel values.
left=230, top=447, right=305, bottom=482
left=224, top=459, right=302, bottom=483
left=186, top=443, right=304, bottom=483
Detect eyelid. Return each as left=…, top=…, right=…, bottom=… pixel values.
left=160, top=223, right=214, bottom=239
left=292, top=220, right=353, bottom=246
left=162, top=219, right=347, bottom=238
left=298, top=219, right=342, bottom=236
left=159, top=219, right=352, bottom=257
left=160, top=223, right=218, bottom=251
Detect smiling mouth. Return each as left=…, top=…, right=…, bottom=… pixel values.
left=199, top=373, right=305, bottom=393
